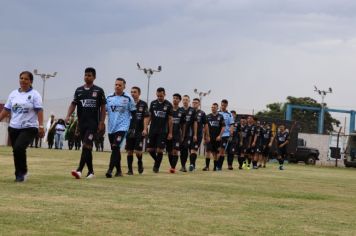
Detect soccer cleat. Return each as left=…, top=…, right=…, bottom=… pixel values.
left=202, top=167, right=209, bottom=171
left=86, top=173, right=95, bottom=179
left=138, top=165, right=144, bottom=174
left=169, top=168, right=176, bottom=173
left=105, top=172, right=112, bottom=178
left=228, top=165, right=233, bottom=170
left=127, top=170, right=134, bottom=176
left=253, top=166, right=258, bottom=169
left=153, top=166, right=159, bottom=173
left=242, top=162, right=247, bottom=169
left=238, top=166, right=243, bottom=170
left=246, top=165, right=251, bottom=170
left=15, top=175, right=25, bottom=182
left=71, top=170, right=81, bottom=179
left=279, top=165, right=284, bottom=171
left=115, top=171, right=123, bottom=177
left=189, top=164, right=195, bottom=172
left=179, top=167, right=187, bottom=172
left=262, top=165, right=266, bottom=168
left=216, top=167, right=222, bottom=171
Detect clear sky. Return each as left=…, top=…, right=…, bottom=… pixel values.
left=1, top=0, right=356, bottom=117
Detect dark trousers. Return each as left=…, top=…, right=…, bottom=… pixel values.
left=8, top=127, right=38, bottom=177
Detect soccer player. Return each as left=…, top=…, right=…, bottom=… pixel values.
left=252, top=120, right=263, bottom=169
left=66, top=67, right=106, bottom=179
left=143, top=87, right=173, bottom=173
left=260, top=122, right=274, bottom=168
left=240, top=116, right=257, bottom=170
left=105, top=78, right=136, bottom=178
left=237, top=117, right=247, bottom=169
left=191, top=98, right=209, bottom=170
left=204, top=103, right=225, bottom=171
left=125, top=86, right=149, bottom=175
left=231, top=113, right=242, bottom=169
left=276, top=124, right=289, bottom=170
left=180, top=95, right=196, bottom=172
left=218, top=99, right=234, bottom=170
left=166, top=93, right=185, bottom=173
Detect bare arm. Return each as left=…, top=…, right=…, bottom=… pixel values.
left=0, top=109, right=10, bottom=122
left=65, top=103, right=76, bottom=123
left=142, top=116, right=151, bottom=136
left=37, top=110, right=45, bottom=138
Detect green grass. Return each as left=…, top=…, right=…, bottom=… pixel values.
left=0, top=146, right=356, bottom=236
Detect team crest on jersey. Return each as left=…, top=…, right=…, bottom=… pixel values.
left=163, top=106, right=167, bottom=111
left=92, top=92, right=97, bottom=97
left=27, top=95, right=32, bottom=100
left=178, top=113, right=182, bottom=117
left=139, top=142, right=143, bottom=147
left=218, top=117, right=221, bottom=121
left=139, top=107, right=143, bottom=112
left=189, top=111, right=192, bottom=115
left=88, top=134, right=94, bottom=140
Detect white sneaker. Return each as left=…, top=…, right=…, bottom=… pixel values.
left=86, top=173, right=95, bottom=179
left=71, top=170, right=81, bottom=179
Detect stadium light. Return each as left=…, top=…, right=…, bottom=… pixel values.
left=194, top=89, right=211, bottom=110
left=137, top=63, right=162, bottom=104
left=314, top=85, right=333, bottom=134
left=34, top=69, right=57, bottom=107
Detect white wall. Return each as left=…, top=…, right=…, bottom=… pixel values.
left=0, top=122, right=9, bottom=146
left=299, top=133, right=344, bottom=167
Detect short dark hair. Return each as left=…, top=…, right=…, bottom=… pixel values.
left=231, top=110, right=236, bottom=115
left=183, top=95, right=190, bottom=99
left=116, top=77, right=126, bottom=84
left=156, top=87, right=165, bottom=93
left=221, top=99, right=228, bottom=104
left=85, top=67, right=96, bottom=77
left=212, top=103, right=219, bottom=107
left=173, top=93, right=182, bottom=100
left=131, top=86, right=141, bottom=94
left=20, top=71, right=33, bottom=83
left=193, top=98, right=200, bottom=102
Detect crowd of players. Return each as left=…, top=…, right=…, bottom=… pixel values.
left=65, top=67, right=290, bottom=179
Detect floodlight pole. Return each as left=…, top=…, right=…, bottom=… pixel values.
left=137, top=63, right=161, bottom=104
left=314, top=86, right=332, bottom=134
left=194, top=89, right=211, bottom=110
left=33, top=69, right=57, bottom=107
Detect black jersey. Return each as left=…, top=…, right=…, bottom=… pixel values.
left=232, top=120, right=241, bottom=141
left=172, top=107, right=186, bottom=137
left=207, top=113, right=225, bottom=139
left=255, top=126, right=263, bottom=147
left=129, top=100, right=149, bottom=133
left=195, top=109, right=207, bottom=137
left=262, top=128, right=273, bottom=146
left=149, top=99, right=173, bottom=134
left=242, top=124, right=256, bottom=145
left=72, top=85, right=106, bottom=128
left=276, top=131, right=289, bottom=146
left=183, top=107, right=196, bottom=138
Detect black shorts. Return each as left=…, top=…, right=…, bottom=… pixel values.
left=190, top=136, right=203, bottom=151
left=181, top=136, right=192, bottom=150
left=108, top=131, right=126, bottom=150
left=166, top=138, right=181, bottom=153
left=277, top=147, right=288, bottom=157
left=254, top=145, right=264, bottom=154
left=147, top=132, right=167, bottom=149
left=80, top=127, right=97, bottom=147
left=125, top=134, right=144, bottom=151
left=262, top=146, right=270, bottom=156
left=206, top=139, right=220, bottom=153
left=220, top=137, right=230, bottom=150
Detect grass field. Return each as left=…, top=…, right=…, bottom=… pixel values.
left=0, top=146, right=356, bottom=236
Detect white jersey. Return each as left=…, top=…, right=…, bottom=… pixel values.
left=4, top=88, right=43, bottom=129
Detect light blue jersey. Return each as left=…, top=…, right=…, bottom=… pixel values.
left=219, top=110, right=234, bottom=137
left=106, top=92, right=136, bottom=134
